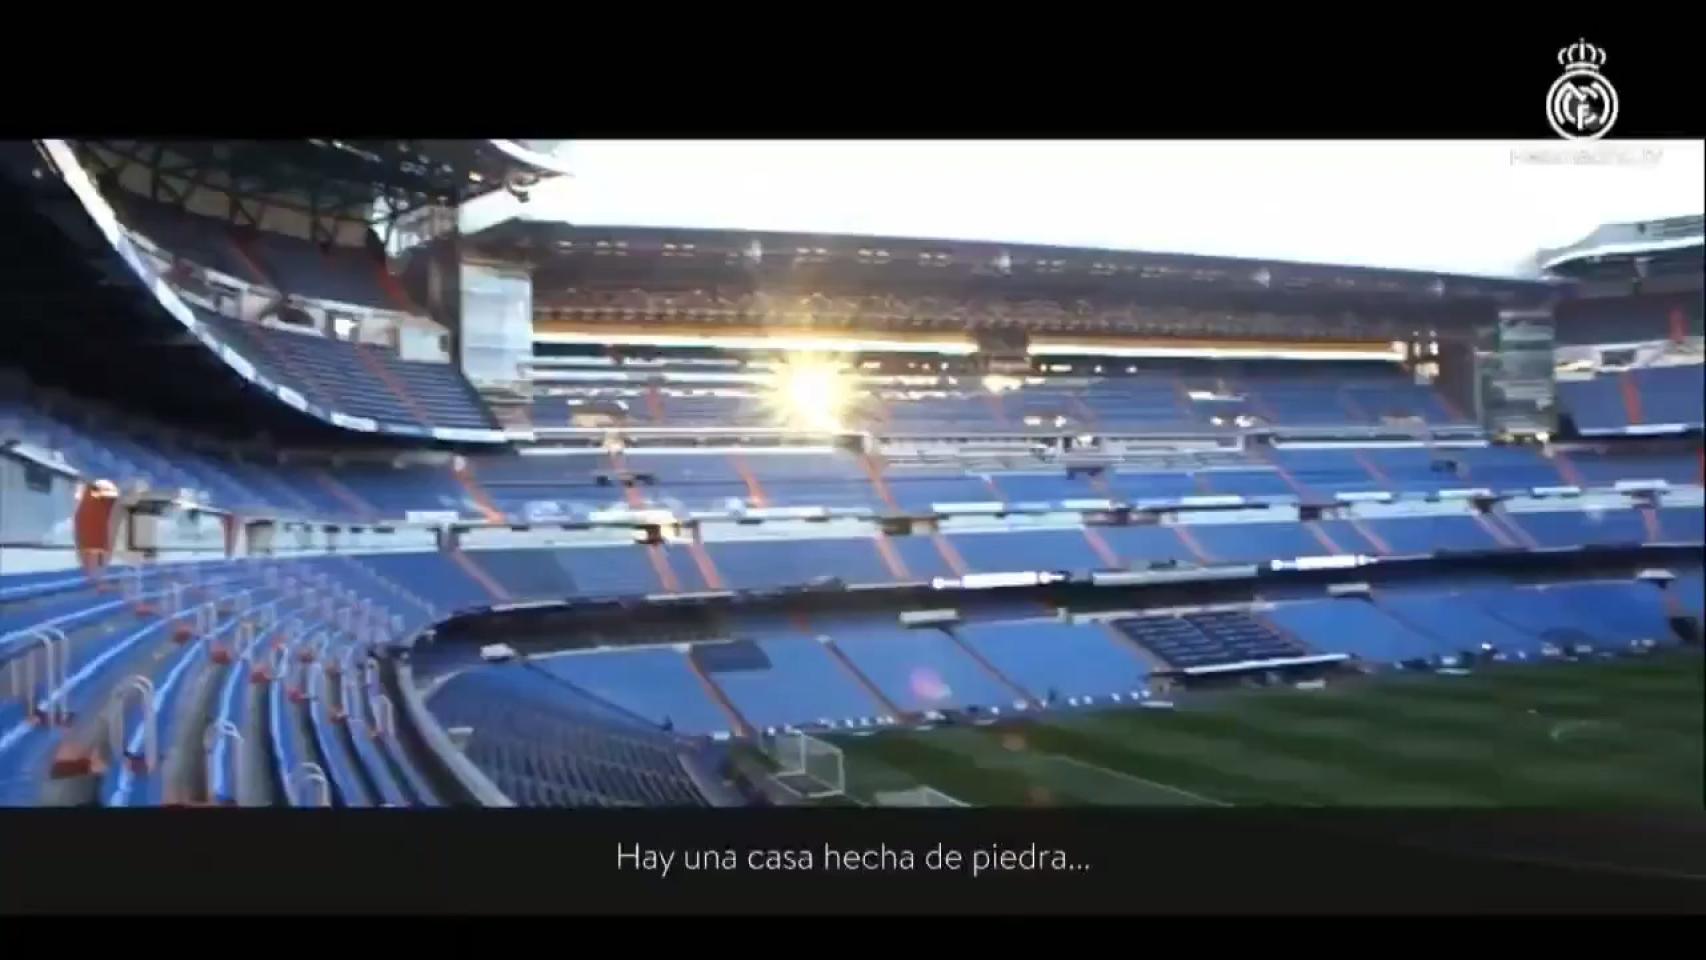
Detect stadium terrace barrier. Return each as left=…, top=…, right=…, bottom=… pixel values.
left=393, top=659, right=513, bottom=807
left=31, top=141, right=508, bottom=445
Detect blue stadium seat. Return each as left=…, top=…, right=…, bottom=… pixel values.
left=1188, top=523, right=1332, bottom=563
left=1557, top=376, right=1630, bottom=433
left=1375, top=591, right=1546, bottom=658
left=1506, top=508, right=1647, bottom=549
left=1634, top=366, right=1705, bottom=428
left=831, top=626, right=1020, bottom=713
left=1655, top=507, right=1704, bottom=543
left=533, top=649, right=732, bottom=735
left=946, top=529, right=1102, bottom=575
left=1356, top=515, right=1504, bottom=555
left=1097, top=525, right=1194, bottom=566
left=1265, top=598, right=1458, bottom=665
left=708, top=538, right=894, bottom=591
left=701, top=637, right=891, bottom=729
left=956, top=621, right=1150, bottom=701
left=428, top=665, right=709, bottom=806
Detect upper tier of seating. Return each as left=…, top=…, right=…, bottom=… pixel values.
left=1558, top=365, right=1705, bottom=434
left=5, top=377, right=1698, bottom=529
left=117, top=192, right=402, bottom=311
left=532, top=364, right=1472, bottom=435
left=194, top=311, right=495, bottom=435
left=1554, top=294, right=1703, bottom=346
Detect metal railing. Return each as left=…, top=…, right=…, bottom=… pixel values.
left=203, top=720, right=244, bottom=804
left=289, top=762, right=332, bottom=807
left=3, top=627, right=69, bottom=725
left=106, top=675, right=159, bottom=774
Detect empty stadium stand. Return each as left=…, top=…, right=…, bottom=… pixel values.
left=426, top=664, right=715, bottom=806
left=3, top=138, right=1702, bottom=819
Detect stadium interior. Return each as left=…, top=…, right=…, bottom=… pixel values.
left=0, top=139, right=1700, bottom=808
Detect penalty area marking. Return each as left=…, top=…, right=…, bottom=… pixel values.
left=1040, top=753, right=1231, bottom=807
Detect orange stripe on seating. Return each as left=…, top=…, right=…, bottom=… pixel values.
left=872, top=536, right=911, bottom=581
left=352, top=343, right=433, bottom=429
left=1169, top=524, right=1214, bottom=564
left=1472, top=512, right=1519, bottom=549
left=980, top=473, right=1006, bottom=503
left=1259, top=449, right=1310, bottom=498
left=1640, top=506, right=1663, bottom=543
left=451, top=549, right=512, bottom=603
left=1344, top=516, right=1392, bottom=556
left=609, top=449, right=650, bottom=510
left=645, top=544, right=681, bottom=594
left=1487, top=510, right=1538, bottom=549
left=1351, top=451, right=1392, bottom=488
left=931, top=533, right=969, bottom=577
left=1433, top=390, right=1468, bottom=423
left=729, top=453, right=768, bottom=508
left=687, top=539, right=725, bottom=591
left=454, top=461, right=504, bottom=523
left=945, top=627, right=1039, bottom=708
left=1550, top=449, right=1585, bottom=487
left=1337, top=390, right=1372, bottom=423
left=1305, top=521, right=1344, bottom=554
left=820, top=635, right=905, bottom=718
left=860, top=453, right=900, bottom=512
left=1081, top=526, right=1123, bottom=568
left=1619, top=371, right=1644, bottom=426
left=314, top=471, right=377, bottom=520
left=683, top=652, right=752, bottom=738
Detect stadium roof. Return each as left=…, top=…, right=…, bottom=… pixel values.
left=467, top=219, right=1559, bottom=308
left=461, top=140, right=1706, bottom=279
left=72, top=139, right=570, bottom=240
left=1537, top=214, right=1705, bottom=274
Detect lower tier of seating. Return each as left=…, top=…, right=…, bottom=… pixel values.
left=426, top=665, right=711, bottom=807
left=2, top=557, right=444, bottom=809
left=429, top=570, right=1700, bottom=739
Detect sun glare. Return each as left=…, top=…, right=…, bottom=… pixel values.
left=766, top=354, right=852, bottom=432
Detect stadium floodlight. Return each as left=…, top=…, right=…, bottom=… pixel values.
left=765, top=353, right=851, bottom=432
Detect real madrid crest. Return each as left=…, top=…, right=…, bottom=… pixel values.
left=1547, top=39, right=1618, bottom=140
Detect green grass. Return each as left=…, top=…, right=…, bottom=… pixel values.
left=829, top=651, right=1704, bottom=807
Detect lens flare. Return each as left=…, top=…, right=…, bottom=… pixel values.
left=765, top=353, right=852, bottom=432
left=910, top=666, right=952, bottom=704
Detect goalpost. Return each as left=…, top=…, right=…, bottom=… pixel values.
left=767, top=731, right=846, bottom=799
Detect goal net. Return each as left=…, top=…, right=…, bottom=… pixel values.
left=767, top=731, right=846, bottom=799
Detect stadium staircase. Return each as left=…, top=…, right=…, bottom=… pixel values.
left=682, top=654, right=755, bottom=738
left=943, top=627, right=1041, bottom=709
left=312, top=469, right=380, bottom=521
left=352, top=343, right=433, bottom=430
left=817, top=635, right=907, bottom=720
left=448, top=550, right=513, bottom=605
left=453, top=461, right=505, bottom=523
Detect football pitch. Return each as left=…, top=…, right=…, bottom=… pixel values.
left=829, top=651, right=1704, bottom=807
